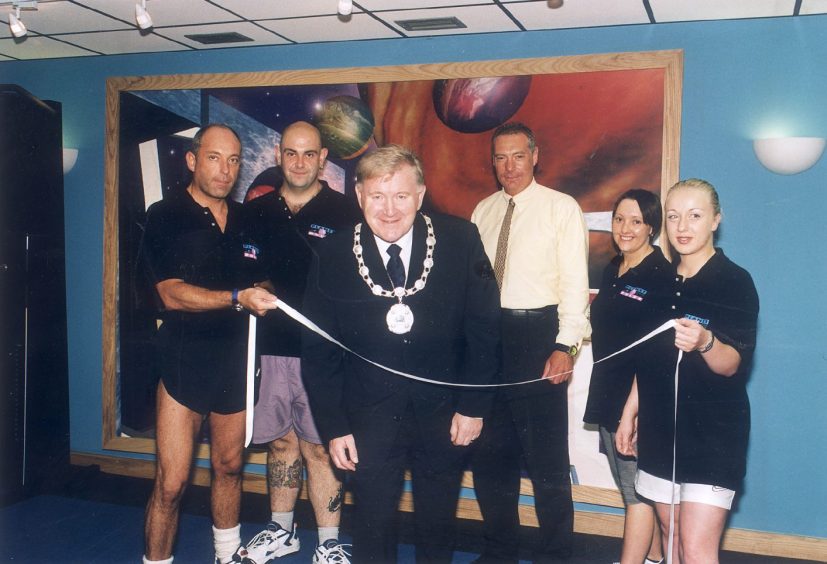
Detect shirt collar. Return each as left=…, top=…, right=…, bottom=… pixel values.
left=374, top=225, right=414, bottom=269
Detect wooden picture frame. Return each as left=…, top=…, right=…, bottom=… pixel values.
left=102, top=49, right=683, bottom=515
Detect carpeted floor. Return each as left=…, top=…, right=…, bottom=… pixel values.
left=0, top=465, right=818, bottom=563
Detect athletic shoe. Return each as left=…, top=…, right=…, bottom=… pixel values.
left=312, top=539, right=352, bottom=564
left=214, top=544, right=248, bottom=564
left=242, top=522, right=300, bottom=563
left=645, top=559, right=664, bottom=564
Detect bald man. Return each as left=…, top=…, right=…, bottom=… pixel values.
left=243, top=121, right=360, bottom=564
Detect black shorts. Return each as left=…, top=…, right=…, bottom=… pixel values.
left=156, top=324, right=247, bottom=415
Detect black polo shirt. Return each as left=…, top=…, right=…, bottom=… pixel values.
left=246, top=181, right=361, bottom=356
left=143, top=188, right=262, bottom=338
left=636, top=249, right=759, bottom=490
left=584, top=247, right=675, bottom=431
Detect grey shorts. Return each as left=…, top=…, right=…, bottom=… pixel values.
left=251, top=355, right=322, bottom=445
left=599, top=425, right=644, bottom=506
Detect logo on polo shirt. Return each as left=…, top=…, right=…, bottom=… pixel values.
left=684, top=313, right=709, bottom=326
left=243, top=243, right=260, bottom=260
left=620, top=285, right=647, bottom=302
left=308, top=224, right=335, bottom=238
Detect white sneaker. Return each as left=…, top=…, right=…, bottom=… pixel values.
left=243, top=522, right=300, bottom=563
left=312, top=539, right=352, bottom=564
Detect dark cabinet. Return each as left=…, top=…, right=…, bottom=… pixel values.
left=0, top=84, right=69, bottom=505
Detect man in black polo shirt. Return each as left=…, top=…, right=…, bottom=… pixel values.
left=142, top=124, right=278, bottom=564
left=243, top=121, right=360, bottom=564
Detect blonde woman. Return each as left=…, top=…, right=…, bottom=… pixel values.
left=620, top=179, right=759, bottom=563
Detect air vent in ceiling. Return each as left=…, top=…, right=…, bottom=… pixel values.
left=185, top=32, right=254, bottom=45
left=395, top=17, right=467, bottom=32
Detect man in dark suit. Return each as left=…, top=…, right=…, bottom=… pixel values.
left=301, top=144, right=501, bottom=563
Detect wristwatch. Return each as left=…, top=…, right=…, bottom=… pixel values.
left=553, top=343, right=579, bottom=357
left=231, top=288, right=244, bottom=312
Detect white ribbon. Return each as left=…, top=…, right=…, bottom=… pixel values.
left=275, top=298, right=676, bottom=388
left=244, top=314, right=257, bottom=447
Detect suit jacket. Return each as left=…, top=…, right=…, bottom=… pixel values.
left=301, top=212, right=501, bottom=468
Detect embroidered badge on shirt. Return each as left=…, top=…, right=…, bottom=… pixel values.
left=684, top=313, right=710, bottom=326
left=620, top=284, right=647, bottom=301
left=308, top=224, right=335, bottom=238
left=243, top=243, right=259, bottom=260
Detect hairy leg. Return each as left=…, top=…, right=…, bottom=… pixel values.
left=299, top=438, right=343, bottom=527
left=208, top=409, right=246, bottom=529
left=144, top=382, right=202, bottom=560
left=267, top=429, right=303, bottom=513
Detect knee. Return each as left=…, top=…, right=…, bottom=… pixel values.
left=153, top=473, right=188, bottom=508
left=268, top=434, right=299, bottom=458
left=211, top=450, right=244, bottom=478
left=302, top=441, right=331, bottom=465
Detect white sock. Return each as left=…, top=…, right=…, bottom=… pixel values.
left=212, top=524, right=241, bottom=564
left=143, top=557, right=173, bottom=564
left=271, top=511, right=293, bottom=531
left=318, top=526, right=339, bottom=545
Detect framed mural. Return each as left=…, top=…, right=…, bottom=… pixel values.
left=102, top=49, right=683, bottom=517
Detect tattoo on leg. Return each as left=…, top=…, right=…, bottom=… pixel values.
left=268, top=458, right=302, bottom=489
left=327, top=484, right=344, bottom=513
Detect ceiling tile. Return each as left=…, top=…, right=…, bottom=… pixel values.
left=0, top=35, right=97, bottom=59
left=4, top=0, right=130, bottom=35
left=216, top=0, right=358, bottom=20
left=77, top=0, right=243, bottom=27
left=158, top=22, right=291, bottom=49
left=650, top=0, right=797, bottom=22
left=504, top=0, right=649, bottom=30
left=258, top=13, right=401, bottom=43
left=800, top=0, right=827, bottom=14
left=378, top=5, right=521, bottom=36
left=60, top=29, right=190, bottom=56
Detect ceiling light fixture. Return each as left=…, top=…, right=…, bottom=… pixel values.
left=337, top=0, right=352, bottom=17
left=9, top=6, right=26, bottom=37
left=135, top=0, right=152, bottom=30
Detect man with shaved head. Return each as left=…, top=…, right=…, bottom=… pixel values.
left=244, top=121, right=360, bottom=564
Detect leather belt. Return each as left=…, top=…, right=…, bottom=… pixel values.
left=501, top=305, right=557, bottom=317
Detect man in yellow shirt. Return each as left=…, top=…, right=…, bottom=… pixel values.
left=471, top=122, right=590, bottom=562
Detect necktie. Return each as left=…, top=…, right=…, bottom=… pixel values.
left=493, top=198, right=515, bottom=291
left=386, top=243, right=406, bottom=289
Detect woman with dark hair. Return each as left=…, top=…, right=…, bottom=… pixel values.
left=585, top=188, right=672, bottom=564
left=623, top=179, right=759, bottom=563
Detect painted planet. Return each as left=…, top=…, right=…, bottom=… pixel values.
left=432, top=76, right=532, bottom=133
left=315, top=95, right=375, bottom=159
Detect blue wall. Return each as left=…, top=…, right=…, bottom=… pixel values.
left=1, top=14, right=825, bottom=540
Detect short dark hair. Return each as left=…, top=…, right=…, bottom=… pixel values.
left=612, top=188, right=663, bottom=241
left=491, top=122, right=536, bottom=155
left=190, top=123, right=241, bottom=155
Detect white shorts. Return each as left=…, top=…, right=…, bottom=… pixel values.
left=635, top=470, right=735, bottom=510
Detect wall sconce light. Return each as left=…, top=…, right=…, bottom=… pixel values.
left=135, top=0, right=153, bottom=30
left=63, top=148, right=78, bottom=174
left=753, top=137, right=826, bottom=175
left=9, top=6, right=26, bottom=37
